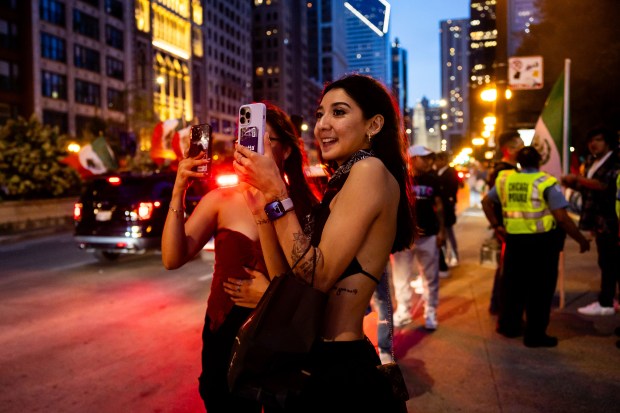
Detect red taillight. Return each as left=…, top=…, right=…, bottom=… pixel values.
left=107, top=176, right=121, bottom=185
left=137, top=202, right=154, bottom=220
left=74, top=202, right=83, bottom=221
left=215, top=174, right=239, bottom=187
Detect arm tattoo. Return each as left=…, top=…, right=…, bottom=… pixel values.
left=290, top=231, right=322, bottom=284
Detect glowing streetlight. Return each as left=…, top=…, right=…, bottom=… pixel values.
left=483, top=116, right=497, bottom=126
left=480, top=88, right=497, bottom=102
left=472, top=137, right=486, bottom=146
left=156, top=75, right=165, bottom=85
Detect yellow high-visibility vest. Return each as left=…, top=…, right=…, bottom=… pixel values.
left=496, top=170, right=557, bottom=234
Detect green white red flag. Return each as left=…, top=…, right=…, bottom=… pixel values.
left=531, top=71, right=567, bottom=179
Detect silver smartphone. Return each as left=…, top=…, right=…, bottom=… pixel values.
left=237, top=103, right=266, bottom=154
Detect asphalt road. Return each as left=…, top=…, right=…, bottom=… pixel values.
left=0, top=234, right=211, bottom=412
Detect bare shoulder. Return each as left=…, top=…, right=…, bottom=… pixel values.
left=349, top=157, right=398, bottom=189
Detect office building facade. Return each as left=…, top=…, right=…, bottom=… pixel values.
left=390, top=37, right=407, bottom=117
left=440, top=18, right=469, bottom=151
left=2, top=0, right=209, bottom=153
left=344, top=0, right=392, bottom=88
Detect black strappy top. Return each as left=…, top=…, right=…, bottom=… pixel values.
left=309, top=150, right=380, bottom=284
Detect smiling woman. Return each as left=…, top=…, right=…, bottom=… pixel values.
left=233, top=74, right=414, bottom=411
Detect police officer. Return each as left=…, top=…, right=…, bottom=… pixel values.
left=482, top=147, right=590, bottom=348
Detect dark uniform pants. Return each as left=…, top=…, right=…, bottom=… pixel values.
left=498, top=228, right=564, bottom=339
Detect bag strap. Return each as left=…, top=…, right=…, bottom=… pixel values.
left=384, top=274, right=396, bottom=362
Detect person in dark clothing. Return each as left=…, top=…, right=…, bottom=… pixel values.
left=483, top=147, right=590, bottom=347
left=562, top=126, right=619, bottom=316
left=434, top=151, right=460, bottom=272
left=485, top=131, right=524, bottom=315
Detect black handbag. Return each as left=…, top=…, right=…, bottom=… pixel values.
left=227, top=249, right=326, bottom=408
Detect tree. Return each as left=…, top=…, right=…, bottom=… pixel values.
left=0, top=115, right=81, bottom=200
left=510, top=0, right=620, bottom=153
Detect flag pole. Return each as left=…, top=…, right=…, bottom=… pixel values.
left=562, top=59, right=571, bottom=175
left=558, top=58, right=571, bottom=309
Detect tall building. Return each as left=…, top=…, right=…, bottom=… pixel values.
left=420, top=96, right=443, bottom=152
left=344, top=0, right=392, bottom=87
left=508, top=0, right=539, bottom=56
left=202, top=0, right=252, bottom=140
left=469, top=0, right=497, bottom=140
left=2, top=0, right=208, bottom=155
left=440, top=18, right=469, bottom=151
left=0, top=1, right=33, bottom=125
left=391, top=38, right=407, bottom=116
left=306, top=0, right=347, bottom=86
left=133, top=0, right=205, bottom=149
left=252, top=0, right=315, bottom=138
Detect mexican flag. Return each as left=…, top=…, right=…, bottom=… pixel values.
left=78, top=135, right=118, bottom=175
left=531, top=71, right=568, bottom=179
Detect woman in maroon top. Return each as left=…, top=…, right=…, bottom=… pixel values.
left=162, top=103, right=318, bottom=412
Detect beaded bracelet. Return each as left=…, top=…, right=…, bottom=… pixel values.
left=168, top=206, right=184, bottom=217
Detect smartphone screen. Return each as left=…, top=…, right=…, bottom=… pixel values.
left=188, top=123, right=212, bottom=178
left=238, top=103, right=266, bottom=154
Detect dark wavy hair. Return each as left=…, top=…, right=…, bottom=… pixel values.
left=264, top=102, right=319, bottom=222
left=320, top=74, right=414, bottom=252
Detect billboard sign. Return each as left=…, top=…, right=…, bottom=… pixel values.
left=508, top=56, right=543, bottom=90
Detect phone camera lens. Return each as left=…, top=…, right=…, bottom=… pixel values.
left=245, top=112, right=251, bottom=119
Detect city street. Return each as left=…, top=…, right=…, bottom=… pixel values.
left=1, top=192, right=619, bottom=412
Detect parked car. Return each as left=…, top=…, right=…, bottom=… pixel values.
left=73, top=169, right=237, bottom=261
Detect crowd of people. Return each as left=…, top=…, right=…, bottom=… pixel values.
left=160, top=73, right=619, bottom=411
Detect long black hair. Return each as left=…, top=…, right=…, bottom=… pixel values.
left=320, top=74, right=414, bottom=252
left=265, top=102, right=319, bottom=223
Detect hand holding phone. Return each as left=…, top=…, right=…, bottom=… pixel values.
left=187, top=123, right=212, bottom=178
left=238, top=103, right=266, bottom=154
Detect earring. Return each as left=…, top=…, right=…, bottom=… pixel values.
left=367, top=132, right=372, bottom=143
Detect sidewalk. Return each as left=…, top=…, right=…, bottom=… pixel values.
left=390, top=207, right=620, bottom=413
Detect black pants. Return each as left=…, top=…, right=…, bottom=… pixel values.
left=595, top=232, right=620, bottom=307
left=498, top=229, right=563, bottom=340
left=288, top=338, right=407, bottom=413
left=199, top=306, right=262, bottom=413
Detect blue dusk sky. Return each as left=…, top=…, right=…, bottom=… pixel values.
left=389, top=0, right=470, bottom=105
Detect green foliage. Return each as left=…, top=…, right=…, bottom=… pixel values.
left=512, top=0, right=620, bottom=152
left=0, top=115, right=81, bottom=200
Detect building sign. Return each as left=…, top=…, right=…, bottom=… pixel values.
left=508, top=56, right=543, bottom=90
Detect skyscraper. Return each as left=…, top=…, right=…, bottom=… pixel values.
left=344, top=0, right=392, bottom=87
left=252, top=0, right=315, bottom=135
left=202, top=0, right=252, bottom=139
left=2, top=0, right=208, bottom=152
left=306, top=0, right=347, bottom=86
left=440, top=18, right=470, bottom=151
left=508, top=0, right=539, bottom=56
left=391, top=38, right=407, bottom=116
left=469, top=0, right=497, bottom=140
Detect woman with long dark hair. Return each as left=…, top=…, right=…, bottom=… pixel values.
left=162, top=102, right=318, bottom=412
left=234, top=74, right=414, bottom=411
